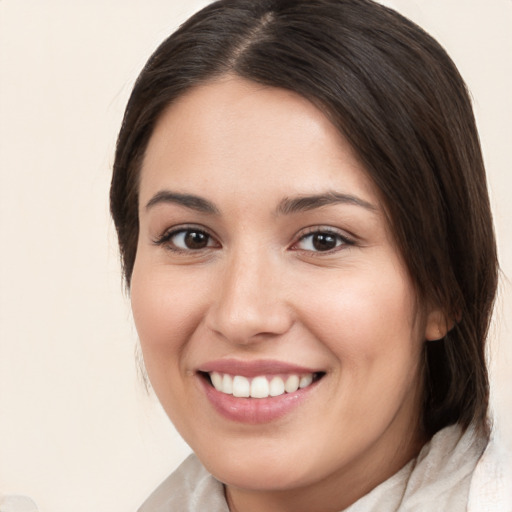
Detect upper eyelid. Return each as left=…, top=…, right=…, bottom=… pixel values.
left=153, top=224, right=218, bottom=245
left=152, top=224, right=355, bottom=248
left=290, top=226, right=356, bottom=251
left=294, top=225, right=355, bottom=241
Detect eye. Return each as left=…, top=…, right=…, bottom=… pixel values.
left=154, top=227, right=219, bottom=252
left=293, top=230, right=351, bottom=252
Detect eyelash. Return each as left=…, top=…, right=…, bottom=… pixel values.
left=153, top=225, right=218, bottom=253
left=153, top=225, right=355, bottom=254
left=292, top=227, right=354, bottom=254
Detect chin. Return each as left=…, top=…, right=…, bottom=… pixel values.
left=207, top=457, right=313, bottom=492
left=191, top=433, right=328, bottom=492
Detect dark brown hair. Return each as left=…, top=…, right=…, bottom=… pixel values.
left=110, top=0, right=498, bottom=436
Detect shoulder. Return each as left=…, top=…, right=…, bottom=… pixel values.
left=468, top=427, right=512, bottom=512
left=137, top=454, right=229, bottom=512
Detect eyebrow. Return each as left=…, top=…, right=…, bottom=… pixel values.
left=276, top=191, right=377, bottom=215
left=145, top=191, right=219, bottom=214
left=145, top=190, right=377, bottom=216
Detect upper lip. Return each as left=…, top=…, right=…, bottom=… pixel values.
left=198, top=358, right=322, bottom=377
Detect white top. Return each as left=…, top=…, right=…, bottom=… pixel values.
left=138, top=424, right=512, bottom=512
left=0, top=496, right=39, bottom=512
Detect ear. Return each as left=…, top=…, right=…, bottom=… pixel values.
left=424, top=308, right=454, bottom=341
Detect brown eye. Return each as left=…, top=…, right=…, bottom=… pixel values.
left=295, top=230, right=350, bottom=252
left=183, top=230, right=210, bottom=249
left=311, top=233, right=338, bottom=251
left=159, top=228, right=217, bottom=251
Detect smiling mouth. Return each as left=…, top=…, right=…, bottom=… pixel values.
left=200, top=371, right=325, bottom=399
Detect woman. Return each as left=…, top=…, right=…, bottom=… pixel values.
left=110, top=0, right=510, bottom=510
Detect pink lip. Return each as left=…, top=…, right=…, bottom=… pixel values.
left=196, top=359, right=323, bottom=424
left=198, top=358, right=320, bottom=377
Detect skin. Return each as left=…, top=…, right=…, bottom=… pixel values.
left=131, top=76, right=445, bottom=512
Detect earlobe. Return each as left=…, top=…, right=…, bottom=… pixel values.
left=424, top=309, right=454, bottom=341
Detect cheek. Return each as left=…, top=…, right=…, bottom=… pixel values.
left=300, top=264, right=422, bottom=371
left=130, top=262, right=204, bottom=375
left=300, top=268, right=425, bottom=437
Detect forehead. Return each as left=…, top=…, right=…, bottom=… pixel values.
left=139, top=76, right=379, bottom=209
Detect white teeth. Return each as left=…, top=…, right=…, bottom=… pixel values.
left=250, top=376, right=269, bottom=398
left=232, top=376, right=250, bottom=397
left=208, top=372, right=317, bottom=398
left=211, top=372, right=223, bottom=391
left=299, top=374, right=313, bottom=389
left=285, top=375, right=300, bottom=393
left=222, top=373, right=233, bottom=394
left=269, top=376, right=285, bottom=397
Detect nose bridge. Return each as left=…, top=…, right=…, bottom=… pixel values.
left=207, top=243, right=291, bottom=343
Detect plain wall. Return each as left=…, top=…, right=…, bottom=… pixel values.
left=0, top=1, right=510, bottom=511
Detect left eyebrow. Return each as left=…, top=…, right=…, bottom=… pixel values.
left=145, top=191, right=219, bottom=214
left=276, top=191, right=377, bottom=215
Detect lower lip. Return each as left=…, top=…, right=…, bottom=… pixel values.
left=199, top=376, right=317, bottom=424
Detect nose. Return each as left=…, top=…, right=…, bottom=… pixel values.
left=205, top=249, right=293, bottom=344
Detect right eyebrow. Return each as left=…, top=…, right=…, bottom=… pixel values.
left=145, top=191, right=220, bottom=214
left=276, top=191, right=377, bottom=216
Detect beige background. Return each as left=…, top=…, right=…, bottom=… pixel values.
left=0, top=1, right=510, bottom=511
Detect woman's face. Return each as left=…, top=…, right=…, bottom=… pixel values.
left=131, top=76, right=441, bottom=505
